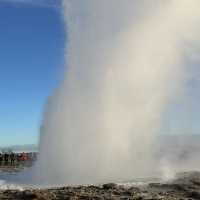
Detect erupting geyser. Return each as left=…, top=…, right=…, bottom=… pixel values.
left=35, top=0, right=200, bottom=185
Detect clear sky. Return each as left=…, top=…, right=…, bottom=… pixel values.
left=0, top=0, right=64, bottom=146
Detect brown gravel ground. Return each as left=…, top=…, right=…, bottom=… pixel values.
left=0, top=172, right=200, bottom=200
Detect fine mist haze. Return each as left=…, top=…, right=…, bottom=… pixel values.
left=34, top=0, right=200, bottom=185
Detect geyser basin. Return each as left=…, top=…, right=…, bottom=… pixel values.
left=34, top=0, right=200, bottom=185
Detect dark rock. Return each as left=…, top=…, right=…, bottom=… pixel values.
left=187, top=191, right=200, bottom=199
left=191, top=180, right=200, bottom=186
left=20, top=191, right=38, bottom=199
left=102, top=183, right=117, bottom=190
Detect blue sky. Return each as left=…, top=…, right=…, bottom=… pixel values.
left=0, top=0, right=64, bottom=146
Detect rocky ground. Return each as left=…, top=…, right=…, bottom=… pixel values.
left=1, top=172, right=200, bottom=200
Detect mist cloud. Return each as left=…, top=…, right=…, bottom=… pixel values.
left=34, top=0, right=200, bottom=185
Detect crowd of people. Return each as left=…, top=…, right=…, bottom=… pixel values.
left=0, top=152, right=37, bottom=167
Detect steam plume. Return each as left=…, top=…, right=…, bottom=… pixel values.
left=35, top=0, right=200, bottom=185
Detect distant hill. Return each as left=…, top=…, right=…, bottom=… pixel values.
left=0, top=144, right=38, bottom=153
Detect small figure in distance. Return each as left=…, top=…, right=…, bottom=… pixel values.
left=4, top=153, right=9, bottom=166
left=0, top=153, right=2, bottom=166
left=17, top=153, right=21, bottom=165
left=10, top=152, right=15, bottom=166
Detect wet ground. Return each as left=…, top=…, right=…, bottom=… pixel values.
left=0, top=172, right=200, bottom=199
